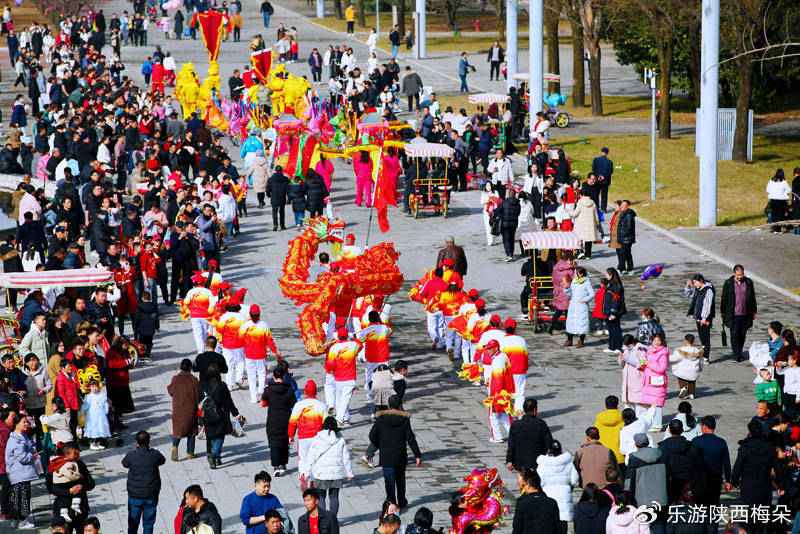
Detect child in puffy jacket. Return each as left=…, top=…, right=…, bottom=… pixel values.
left=591, top=278, right=608, bottom=336
left=669, top=334, right=703, bottom=400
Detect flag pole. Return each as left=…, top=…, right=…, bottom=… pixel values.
left=364, top=148, right=383, bottom=248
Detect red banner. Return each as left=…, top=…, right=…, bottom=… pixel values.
left=250, top=49, right=272, bottom=83
left=194, top=10, right=225, bottom=61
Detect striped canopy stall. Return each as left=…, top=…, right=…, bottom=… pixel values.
left=0, top=268, right=114, bottom=289
left=468, top=93, right=510, bottom=105
left=520, top=231, right=582, bottom=251
left=403, top=142, right=455, bottom=159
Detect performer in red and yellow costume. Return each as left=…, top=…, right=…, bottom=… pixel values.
left=181, top=272, right=218, bottom=353
left=211, top=289, right=247, bottom=391
left=239, top=304, right=281, bottom=404
left=327, top=327, right=362, bottom=425
left=288, top=380, right=327, bottom=489
left=499, top=318, right=529, bottom=416
left=483, top=340, right=515, bottom=443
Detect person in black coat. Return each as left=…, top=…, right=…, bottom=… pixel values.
left=200, top=365, right=240, bottom=469
left=497, top=189, right=522, bottom=261
left=511, top=468, right=560, bottom=534
left=573, top=483, right=611, bottom=534
left=288, top=180, right=308, bottom=228
left=731, top=420, right=776, bottom=507
left=305, top=170, right=329, bottom=217
left=261, top=368, right=296, bottom=476
left=170, top=224, right=200, bottom=302
left=194, top=337, right=228, bottom=385
left=368, top=395, right=422, bottom=509
left=506, top=398, right=553, bottom=471
left=602, top=269, right=626, bottom=352
left=658, top=419, right=697, bottom=504
left=266, top=166, right=289, bottom=231
left=16, top=212, right=47, bottom=255
left=133, top=291, right=159, bottom=358
left=591, top=147, right=613, bottom=212
left=297, top=488, right=338, bottom=534
left=720, top=265, right=758, bottom=362
left=181, top=485, right=223, bottom=534
left=616, top=201, right=636, bottom=274
left=0, top=236, right=22, bottom=309
left=46, top=443, right=96, bottom=531
left=122, top=431, right=166, bottom=534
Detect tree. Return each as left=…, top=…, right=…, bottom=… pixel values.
left=563, top=0, right=585, bottom=107
left=40, top=0, right=86, bottom=18
left=495, top=0, right=506, bottom=41
left=358, top=0, right=367, bottom=27
left=432, top=0, right=469, bottom=31
left=568, top=0, right=606, bottom=115
left=545, top=0, right=562, bottom=94
left=334, top=0, right=344, bottom=19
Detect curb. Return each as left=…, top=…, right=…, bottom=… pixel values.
left=637, top=217, right=800, bottom=303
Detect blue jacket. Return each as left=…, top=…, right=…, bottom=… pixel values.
left=240, top=491, right=283, bottom=534
left=196, top=215, right=218, bottom=252
left=11, top=103, right=26, bottom=127
left=5, top=431, right=39, bottom=485
left=458, top=58, right=471, bottom=76
left=141, top=60, right=153, bottom=76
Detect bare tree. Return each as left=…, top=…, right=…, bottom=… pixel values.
left=568, top=0, right=605, bottom=116
left=495, top=0, right=506, bottom=41
left=563, top=0, right=585, bottom=107
left=545, top=0, right=562, bottom=94
left=358, top=0, right=367, bottom=27
left=41, top=0, right=87, bottom=18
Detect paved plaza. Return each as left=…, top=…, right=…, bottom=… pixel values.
left=8, top=0, right=800, bottom=532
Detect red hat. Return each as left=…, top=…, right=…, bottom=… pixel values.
left=190, top=272, right=205, bottom=285
left=250, top=304, right=261, bottom=316
left=233, top=287, right=248, bottom=304
left=504, top=318, right=517, bottom=329
left=485, top=339, right=500, bottom=350
left=490, top=314, right=501, bottom=325
left=207, top=259, right=219, bottom=270
left=545, top=167, right=557, bottom=176
left=345, top=233, right=356, bottom=244
left=304, top=380, right=317, bottom=398
left=474, top=298, right=486, bottom=309
left=217, top=281, right=232, bottom=294
left=441, top=258, right=455, bottom=267
left=467, top=288, right=479, bottom=299
left=337, top=327, right=349, bottom=339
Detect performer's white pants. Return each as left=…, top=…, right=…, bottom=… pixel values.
left=326, top=313, right=337, bottom=340
left=364, top=362, right=381, bottom=404
left=351, top=317, right=363, bottom=335
left=443, top=316, right=461, bottom=354
left=461, top=339, right=474, bottom=364
left=426, top=311, right=444, bottom=348
left=190, top=318, right=209, bottom=354
left=483, top=211, right=494, bottom=246
left=222, top=347, right=245, bottom=389
left=483, top=364, right=492, bottom=387
left=334, top=379, right=355, bottom=423
left=297, top=437, right=314, bottom=475
left=324, top=372, right=336, bottom=410
left=513, top=374, right=527, bottom=414
left=245, top=358, right=267, bottom=403
left=489, top=411, right=510, bottom=440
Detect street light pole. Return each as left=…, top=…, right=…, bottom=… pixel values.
left=528, top=0, right=543, bottom=116
left=699, top=0, right=719, bottom=227
left=645, top=68, right=657, bottom=201
left=376, top=0, right=380, bottom=36
left=506, top=0, right=518, bottom=89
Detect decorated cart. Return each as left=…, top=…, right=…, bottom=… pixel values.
left=404, top=142, right=455, bottom=219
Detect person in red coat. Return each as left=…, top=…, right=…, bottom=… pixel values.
left=114, top=258, right=139, bottom=336
left=105, top=337, right=135, bottom=431
left=151, top=60, right=165, bottom=95
left=591, top=278, right=609, bottom=336
left=54, top=360, right=80, bottom=437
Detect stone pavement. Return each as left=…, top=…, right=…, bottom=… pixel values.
left=11, top=2, right=800, bottom=533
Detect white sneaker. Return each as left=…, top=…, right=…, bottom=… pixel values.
left=687, top=394, right=695, bottom=400
left=489, top=437, right=505, bottom=444
left=18, top=520, right=36, bottom=529
left=603, top=348, right=618, bottom=354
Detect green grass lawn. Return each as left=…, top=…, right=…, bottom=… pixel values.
left=554, top=134, right=800, bottom=228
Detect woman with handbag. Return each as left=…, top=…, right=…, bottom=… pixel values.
left=640, top=333, right=669, bottom=432
left=199, top=364, right=241, bottom=469
left=4, top=414, right=39, bottom=529
left=302, top=417, right=353, bottom=523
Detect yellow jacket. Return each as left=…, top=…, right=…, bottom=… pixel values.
left=345, top=5, right=355, bottom=22
left=593, top=409, right=624, bottom=463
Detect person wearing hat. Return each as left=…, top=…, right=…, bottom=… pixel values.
left=476, top=314, right=505, bottom=386
left=355, top=311, right=393, bottom=418
left=328, top=328, right=363, bottom=426
left=181, top=273, right=218, bottom=354
left=465, top=298, right=489, bottom=365
left=239, top=304, right=281, bottom=404
left=288, top=380, right=328, bottom=489
left=624, top=432, right=667, bottom=508
left=418, top=267, right=447, bottom=351
left=499, top=318, right=529, bottom=415
left=434, top=282, right=467, bottom=364
left=485, top=339, right=514, bottom=443
left=450, top=289, right=480, bottom=365
left=212, top=289, right=248, bottom=391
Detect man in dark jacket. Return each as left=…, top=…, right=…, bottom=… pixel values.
left=720, top=265, right=757, bottom=362
left=16, top=211, right=47, bottom=255
left=46, top=443, right=96, bottom=532
left=122, top=431, right=166, bottom=534
left=690, top=416, right=732, bottom=512
left=686, top=273, right=715, bottom=363
left=134, top=291, right=159, bottom=358
left=87, top=287, right=115, bottom=340
left=261, top=368, right=297, bottom=477
left=266, top=166, right=289, bottom=231
left=368, top=395, right=422, bottom=508
left=182, top=485, right=222, bottom=534
left=658, top=419, right=697, bottom=503
left=506, top=398, right=553, bottom=471
left=435, top=237, right=468, bottom=277
left=305, top=170, right=329, bottom=217
left=511, top=468, right=560, bottom=534
left=297, top=488, right=337, bottom=534
left=194, top=336, right=228, bottom=384
left=732, top=420, right=776, bottom=510
left=497, top=189, right=521, bottom=262
left=591, top=147, right=613, bottom=212
left=625, top=433, right=667, bottom=510
left=616, top=200, right=636, bottom=274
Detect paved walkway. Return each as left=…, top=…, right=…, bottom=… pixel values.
left=11, top=1, right=800, bottom=533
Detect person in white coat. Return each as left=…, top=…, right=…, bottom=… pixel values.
left=668, top=334, right=703, bottom=400
left=565, top=267, right=595, bottom=348
left=302, top=417, right=354, bottom=522
left=366, top=28, right=378, bottom=55
left=570, top=194, right=599, bottom=259
left=618, top=408, right=653, bottom=465
left=486, top=149, right=514, bottom=197
left=536, top=440, right=579, bottom=531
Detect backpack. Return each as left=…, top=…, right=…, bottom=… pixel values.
left=199, top=385, right=223, bottom=425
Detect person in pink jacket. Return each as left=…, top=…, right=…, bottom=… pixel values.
left=315, top=155, right=334, bottom=192
left=640, top=332, right=668, bottom=432
left=381, top=148, right=401, bottom=202
left=352, top=150, right=373, bottom=207
left=618, top=334, right=647, bottom=417
left=548, top=256, right=575, bottom=334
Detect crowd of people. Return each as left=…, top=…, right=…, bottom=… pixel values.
left=0, top=1, right=797, bottom=534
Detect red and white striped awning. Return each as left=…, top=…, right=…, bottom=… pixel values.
left=0, top=268, right=114, bottom=289
left=520, top=231, right=582, bottom=251
left=468, top=93, right=510, bottom=105
left=403, top=143, right=455, bottom=159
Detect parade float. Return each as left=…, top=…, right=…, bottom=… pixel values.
left=278, top=217, right=404, bottom=356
